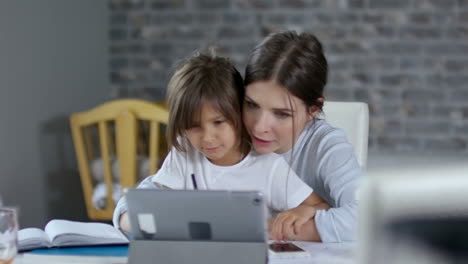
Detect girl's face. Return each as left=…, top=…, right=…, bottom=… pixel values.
left=243, top=80, right=315, bottom=154
left=185, top=101, right=242, bottom=166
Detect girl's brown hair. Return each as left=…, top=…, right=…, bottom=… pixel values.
left=166, top=52, right=250, bottom=155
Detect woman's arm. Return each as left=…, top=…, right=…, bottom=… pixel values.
left=300, top=192, right=330, bottom=209
left=278, top=124, right=361, bottom=242
left=269, top=193, right=330, bottom=241
left=310, top=130, right=361, bottom=242
left=287, top=176, right=359, bottom=242
left=283, top=218, right=321, bottom=241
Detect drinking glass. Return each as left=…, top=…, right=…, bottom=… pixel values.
left=0, top=208, right=17, bottom=264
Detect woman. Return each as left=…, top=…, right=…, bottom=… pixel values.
left=242, top=31, right=361, bottom=242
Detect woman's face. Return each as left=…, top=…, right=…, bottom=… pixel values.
left=243, top=80, right=315, bottom=154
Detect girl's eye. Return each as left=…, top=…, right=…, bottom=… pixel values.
left=187, top=124, right=200, bottom=130
left=214, top=120, right=225, bottom=125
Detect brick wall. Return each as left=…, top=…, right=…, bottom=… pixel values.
left=109, top=0, right=468, bottom=153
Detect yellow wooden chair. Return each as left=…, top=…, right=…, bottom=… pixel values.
left=70, top=99, right=168, bottom=220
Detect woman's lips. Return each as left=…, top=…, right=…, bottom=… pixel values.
left=252, top=136, right=272, bottom=146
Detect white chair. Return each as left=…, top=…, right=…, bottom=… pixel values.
left=320, top=101, right=369, bottom=169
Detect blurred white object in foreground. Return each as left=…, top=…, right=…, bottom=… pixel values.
left=360, top=154, right=468, bottom=264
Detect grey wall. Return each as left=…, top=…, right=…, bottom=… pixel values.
left=108, top=0, right=468, bottom=153
left=0, top=0, right=109, bottom=228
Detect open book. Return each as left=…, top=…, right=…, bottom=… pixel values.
left=18, top=219, right=129, bottom=251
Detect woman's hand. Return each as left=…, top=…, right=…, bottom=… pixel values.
left=269, top=204, right=317, bottom=241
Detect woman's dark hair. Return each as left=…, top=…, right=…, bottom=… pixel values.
left=166, top=52, right=250, bottom=155
left=244, top=31, right=328, bottom=112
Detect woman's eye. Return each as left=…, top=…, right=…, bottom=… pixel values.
left=275, top=112, right=291, bottom=119
left=214, top=120, right=225, bottom=125
left=245, top=101, right=258, bottom=109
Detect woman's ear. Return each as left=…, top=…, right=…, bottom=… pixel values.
left=307, top=97, right=324, bottom=119
left=307, top=106, right=319, bottom=120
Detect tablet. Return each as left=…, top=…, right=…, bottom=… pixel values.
left=126, top=189, right=267, bottom=242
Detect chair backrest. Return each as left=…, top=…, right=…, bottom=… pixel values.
left=70, top=99, right=168, bottom=220
left=320, top=101, right=369, bottom=169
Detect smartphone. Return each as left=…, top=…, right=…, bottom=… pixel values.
left=268, top=242, right=310, bottom=258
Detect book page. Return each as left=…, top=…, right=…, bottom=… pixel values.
left=18, top=228, right=52, bottom=251
left=45, top=219, right=128, bottom=247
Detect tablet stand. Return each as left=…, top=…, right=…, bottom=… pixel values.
left=128, top=240, right=267, bottom=264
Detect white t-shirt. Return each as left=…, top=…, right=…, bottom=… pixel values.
left=113, top=148, right=313, bottom=227
left=153, top=148, right=312, bottom=212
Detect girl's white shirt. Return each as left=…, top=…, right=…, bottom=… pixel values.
left=113, top=148, right=312, bottom=227
left=282, top=119, right=361, bottom=242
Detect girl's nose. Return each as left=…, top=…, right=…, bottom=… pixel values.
left=202, top=130, right=215, bottom=143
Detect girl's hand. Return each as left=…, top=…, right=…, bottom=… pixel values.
left=269, top=205, right=317, bottom=241
left=119, top=212, right=131, bottom=232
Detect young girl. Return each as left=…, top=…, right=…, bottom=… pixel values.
left=114, top=52, right=328, bottom=238
left=243, top=31, right=361, bottom=242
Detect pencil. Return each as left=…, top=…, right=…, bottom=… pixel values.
left=191, top=173, right=198, bottom=190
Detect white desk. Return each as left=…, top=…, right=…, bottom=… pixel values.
left=270, top=242, right=356, bottom=264
left=14, top=242, right=356, bottom=264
